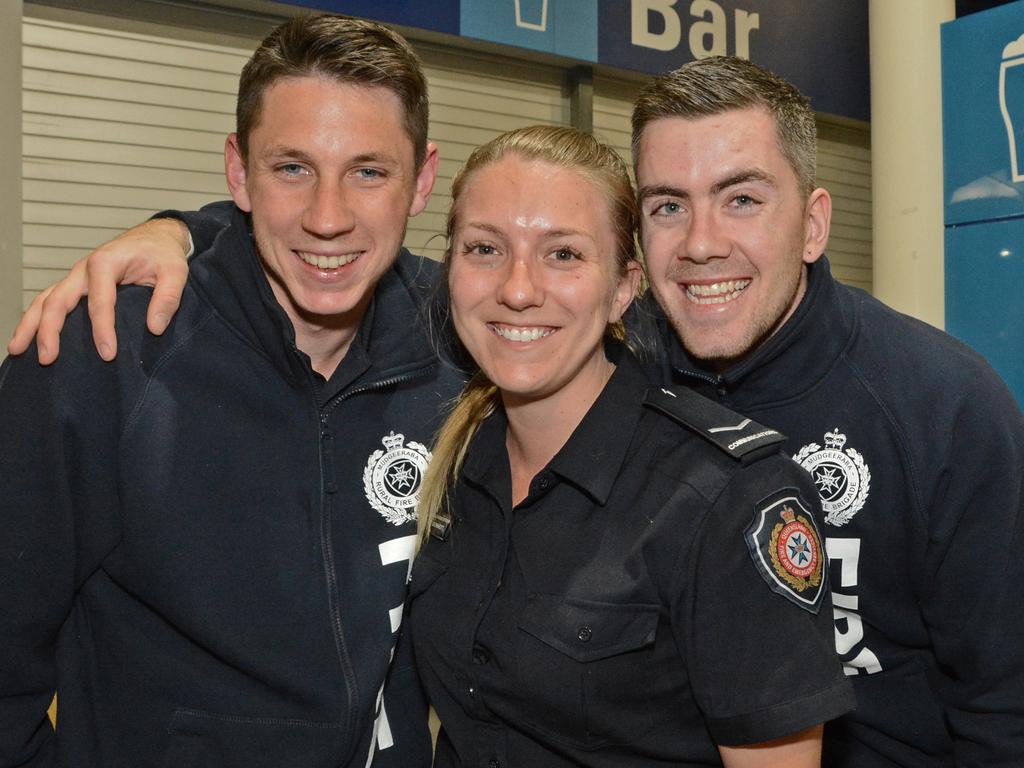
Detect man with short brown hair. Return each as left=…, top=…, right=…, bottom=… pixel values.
left=0, top=14, right=455, bottom=766
left=632, top=56, right=1024, bottom=767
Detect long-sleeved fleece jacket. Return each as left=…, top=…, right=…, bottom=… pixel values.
left=0, top=206, right=464, bottom=767
left=642, top=256, right=1024, bottom=767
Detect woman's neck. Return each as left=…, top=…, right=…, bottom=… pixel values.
left=503, top=356, right=615, bottom=506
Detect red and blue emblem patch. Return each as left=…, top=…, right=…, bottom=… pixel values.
left=745, top=490, right=827, bottom=614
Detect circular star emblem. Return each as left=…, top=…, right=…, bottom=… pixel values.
left=363, top=432, right=432, bottom=526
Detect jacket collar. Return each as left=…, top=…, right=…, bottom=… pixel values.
left=187, top=206, right=439, bottom=392
left=661, top=256, right=854, bottom=409
left=462, top=345, right=650, bottom=507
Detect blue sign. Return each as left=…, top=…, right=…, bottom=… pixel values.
left=945, top=220, right=1024, bottom=405
left=462, top=0, right=598, bottom=61
left=290, top=1, right=460, bottom=35
left=276, top=1, right=868, bottom=122
left=942, top=2, right=1024, bottom=225
left=942, top=1, right=1024, bottom=406
left=597, top=0, right=867, bottom=120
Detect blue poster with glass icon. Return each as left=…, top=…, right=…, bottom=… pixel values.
left=942, top=1, right=1024, bottom=405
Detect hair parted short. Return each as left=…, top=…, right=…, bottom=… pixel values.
left=235, top=13, right=429, bottom=167
left=631, top=56, right=817, bottom=197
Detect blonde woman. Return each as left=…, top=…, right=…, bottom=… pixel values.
left=410, top=126, right=853, bottom=767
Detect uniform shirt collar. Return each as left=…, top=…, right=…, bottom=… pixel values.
left=463, top=344, right=651, bottom=506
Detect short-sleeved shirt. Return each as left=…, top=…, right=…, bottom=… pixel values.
left=409, top=351, right=854, bottom=767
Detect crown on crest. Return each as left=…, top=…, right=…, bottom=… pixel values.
left=382, top=432, right=405, bottom=450
left=781, top=505, right=796, bottom=523
left=824, top=428, right=847, bottom=450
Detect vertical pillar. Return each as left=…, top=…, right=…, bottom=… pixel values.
left=868, top=0, right=954, bottom=328
left=566, top=65, right=593, bottom=134
left=0, top=1, right=22, bottom=345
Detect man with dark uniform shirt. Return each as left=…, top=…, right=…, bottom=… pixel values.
left=10, top=54, right=1024, bottom=768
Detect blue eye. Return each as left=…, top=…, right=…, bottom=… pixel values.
left=358, top=168, right=382, bottom=179
left=652, top=201, right=681, bottom=216
left=281, top=163, right=305, bottom=175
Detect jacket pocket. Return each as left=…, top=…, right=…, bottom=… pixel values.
left=161, top=708, right=345, bottom=768
left=516, top=595, right=660, bottom=749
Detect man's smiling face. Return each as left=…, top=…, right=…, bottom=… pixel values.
left=637, top=107, right=829, bottom=372
left=225, top=75, right=435, bottom=336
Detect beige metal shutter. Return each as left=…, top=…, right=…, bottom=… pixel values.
left=816, top=120, right=873, bottom=293
left=593, top=76, right=644, bottom=184
left=593, top=75, right=874, bottom=294
left=21, top=14, right=570, bottom=307
left=22, top=15, right=251, bottom=309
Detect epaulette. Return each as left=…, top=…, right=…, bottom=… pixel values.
left=643, top=386, right=785, bottom=463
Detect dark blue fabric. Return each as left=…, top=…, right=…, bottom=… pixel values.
left=0, top=206, right=463, bottom=767
left=650, top=257, right=1024, bottom=767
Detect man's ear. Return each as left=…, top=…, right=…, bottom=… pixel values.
left=224, top=133, right=252, bottom=212
left=803, top=187, right=831, bottom=265
left=408, top=141, right=439, bottom=217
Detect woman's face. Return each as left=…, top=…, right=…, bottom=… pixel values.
left=448, top=154, right=638, bottom=408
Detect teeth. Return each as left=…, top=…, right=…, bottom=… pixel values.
left=298, top=251, right=360, bottom=269
left=685, top=279, right=750, bottom=305
left=490, top=325, right=554, bottom=342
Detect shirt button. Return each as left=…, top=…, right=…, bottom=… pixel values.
left=472, top=648, right=490, bottom=665
left=468, top=686, right=477, bottom=699
left=537, top=476, right=550, bottom=490
left=488, top=759, right=501, bottom=768
left=577, top=625, right=593, bottom=642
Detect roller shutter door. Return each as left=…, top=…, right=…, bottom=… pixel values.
left=593, top=75, right=874, bottom=294
left=22, top=15, right=248, bottom=309
left=22, top=13, right=569, bottom=306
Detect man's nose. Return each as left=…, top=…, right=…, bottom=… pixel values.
left=303, top=178, right=356, bottom=238
left=683, top=209, right=728, bottom=263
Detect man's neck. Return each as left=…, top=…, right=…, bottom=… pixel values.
left=296, top=323, right=359, bottom=379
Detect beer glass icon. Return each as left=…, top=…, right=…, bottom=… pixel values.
left=999, top=34, right=1024, bottom=182
left=515, top=0, right=548, bottom=31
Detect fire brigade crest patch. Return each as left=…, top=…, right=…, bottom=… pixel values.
left=363, top=432, right=432, bottom=526
left=745, top=491, right=827, bottom=614
left=793, top=428, right=871, bottom=527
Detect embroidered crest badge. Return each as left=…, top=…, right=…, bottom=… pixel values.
left=363, top=432, right=432, bottom=526
left=792, top=428, right=871, bottom=527
left=745, top=491, right=827, bottom=614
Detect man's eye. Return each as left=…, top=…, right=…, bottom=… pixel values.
left=653, top=201, right=681, bottom=216
left=358, top=168, right=383, bottom=179
left=281, top=163, right=305, bottom=176
left=732, top=194, right=758, bottom=207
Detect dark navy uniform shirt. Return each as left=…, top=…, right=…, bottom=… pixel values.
left=409, top=350, right=854, bottom=767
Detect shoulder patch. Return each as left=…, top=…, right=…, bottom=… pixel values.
left=744, top=489, right=827, bottom=614
left=642, top=386, right=785, bottom=462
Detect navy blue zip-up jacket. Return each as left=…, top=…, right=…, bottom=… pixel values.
left=640, top=257, right=1024, bottom=767
left=0, top=206, right=463, bottom=767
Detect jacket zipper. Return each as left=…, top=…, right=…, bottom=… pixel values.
left=313, top=362, right=436, bottom=764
